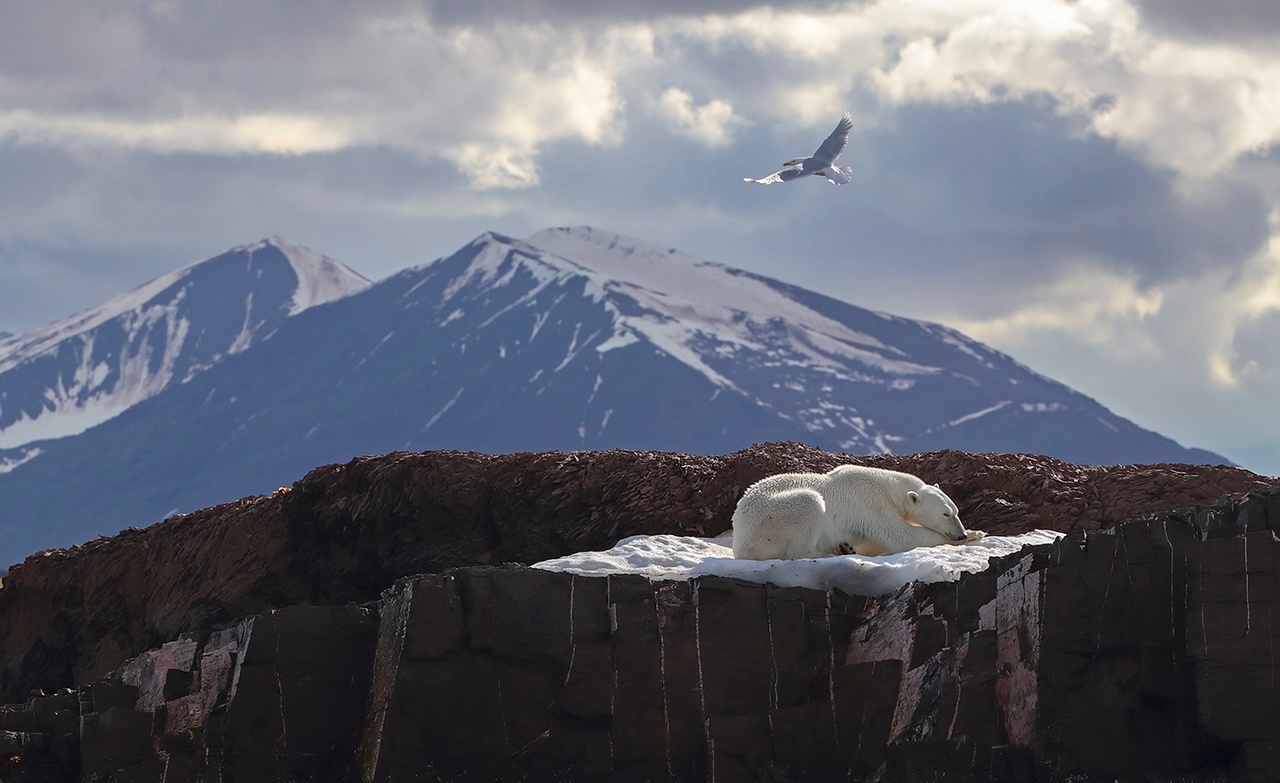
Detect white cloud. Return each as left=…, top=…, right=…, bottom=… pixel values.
left=0, top=6, right=645, bottom=188
left=665, top=0, right=1280, bottom=177
left=0, top=110, right=354, bottom=155
left=1204, top=210, right=1280, bottom=385
left=864, top=0, right=1280, bottom=177
left=8, top=1, right=1280, bottom=181
left=941, top=211, right=1280, bottom=469
left=952, top=239, right=1280, bottom=391
left=443, top=142, right=542, bottom=189
left=952, top=263, right=1165, bottom=354
left=654, top=87, right=742, bottom=147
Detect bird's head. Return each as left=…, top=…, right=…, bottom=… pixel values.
left=783, top=158, right=802, bottom=167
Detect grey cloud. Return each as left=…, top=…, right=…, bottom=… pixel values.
left=854, top=103, right=1269, bottom=286
left=0, top=146, right=85, bottom=212
left=517, top=101, right=1268, bottom=324
left=0, top=1, right=434, bottom=114
left=2, top=93, right=1267, bottom=336
left=426, top=0, right=850, bottom=26
left=369, top=99, right=1269, bottom=329
left=1229, top=311, right=1280, bottom=383
left=765, top=101, right=1271, bottom=321
left=0, top=143, right=502, bottom=334
left=1131, top=0, right=1280, bottom=41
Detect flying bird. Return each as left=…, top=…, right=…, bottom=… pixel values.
left=743, top=113, right=854, bottom=185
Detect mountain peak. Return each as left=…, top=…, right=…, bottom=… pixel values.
left=226, top=236, right=371, bottom=315
left=0, top=238, right=370, bottom=451
left=280, top=238, right=370, bottom=314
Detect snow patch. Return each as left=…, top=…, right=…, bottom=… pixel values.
left=948, top=400, right=1012, bottom=427
left=0, top=401, right=124, bottom=449
left=227, top=292, right=259, bottom=354
left=0, top=269, right=192, bottom=375
left=596, top=330, right=640, bottom=353
left=421, top=387, right=465, bottom=433
left=534, top=530, right=1063, bottom=597
left=264, top=236, right=370, bottom=315
left=1021, top=402, right=1066, bottom=413
left=0, top=447, right=43, bottom=474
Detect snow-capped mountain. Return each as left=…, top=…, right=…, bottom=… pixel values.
left=0, top=227, right=1226, bottom=567
left=0, top=237, right=369, bottom=472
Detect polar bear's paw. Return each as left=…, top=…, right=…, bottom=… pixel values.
left=835, top=540, right=890, bottom=557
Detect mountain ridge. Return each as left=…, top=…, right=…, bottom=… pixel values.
left=0, top=226, right=1229, bottom=566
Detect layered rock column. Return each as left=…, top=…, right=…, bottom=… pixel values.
left=356, top=568, right=875, bottom=781
left=78, top=605, right=376, bottom=782
left=354, top=559, right=1060, bottom=781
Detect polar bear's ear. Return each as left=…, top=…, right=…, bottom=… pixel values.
left=907, top=491, right=920, bottom=504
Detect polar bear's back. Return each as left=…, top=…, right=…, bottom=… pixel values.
left=741, top=469, right=833, bottom=497
left=824, top=465, right=925, bottom=508
left=735, top=465, right=924, bottom=516
left=734, top=475, right=829, bottom=519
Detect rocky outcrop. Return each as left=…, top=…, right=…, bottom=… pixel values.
left=2, top=486, right=1280, bottom=780
left=0, top=443, right=1277, bottom=780
left=0, top=443, right=1267, bottom=705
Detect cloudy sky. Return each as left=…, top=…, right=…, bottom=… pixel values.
left=4, top=0, right=1280, bottom=474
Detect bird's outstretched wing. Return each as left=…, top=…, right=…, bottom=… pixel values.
left=824, top=165, right=853, bottom=185
left=743, top=166, right=806, bottom=185
left=812, top=113, right=853, bottom=166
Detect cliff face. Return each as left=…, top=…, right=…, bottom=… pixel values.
left=0, top=443, right=1276, bottom=781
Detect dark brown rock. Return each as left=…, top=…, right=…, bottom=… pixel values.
left=0, top=444, right=1277, bottom=781
left=7, top=488, right=1280, bottom=780
left=0, top=443, right=1268, bottom=703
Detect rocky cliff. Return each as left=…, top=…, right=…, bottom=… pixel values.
left=0, top=442, right=1275, bottom=781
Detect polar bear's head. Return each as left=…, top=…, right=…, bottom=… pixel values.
left=905, top=484, right=967, bottom=541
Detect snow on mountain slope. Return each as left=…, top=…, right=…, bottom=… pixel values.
left=501, top=227, right=1044, bottom=454
left=0, top=237, right=368, bottom=451
left=523, top=227, right=932, bottom=395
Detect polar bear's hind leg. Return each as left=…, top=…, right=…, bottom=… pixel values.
left=732, top=487, right=827, bottom=560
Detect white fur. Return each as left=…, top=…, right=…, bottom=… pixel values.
left=731, top=464, right=982, bottom=560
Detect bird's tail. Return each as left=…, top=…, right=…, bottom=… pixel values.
left=825, top=165, right=853, bottom=185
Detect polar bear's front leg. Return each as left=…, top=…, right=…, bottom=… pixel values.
left=849, top=541, right=888, bottom=556
left=829, top=539, right=890, bottom=556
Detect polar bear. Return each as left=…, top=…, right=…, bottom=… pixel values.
left=731, top=464, right=983, bottom=560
